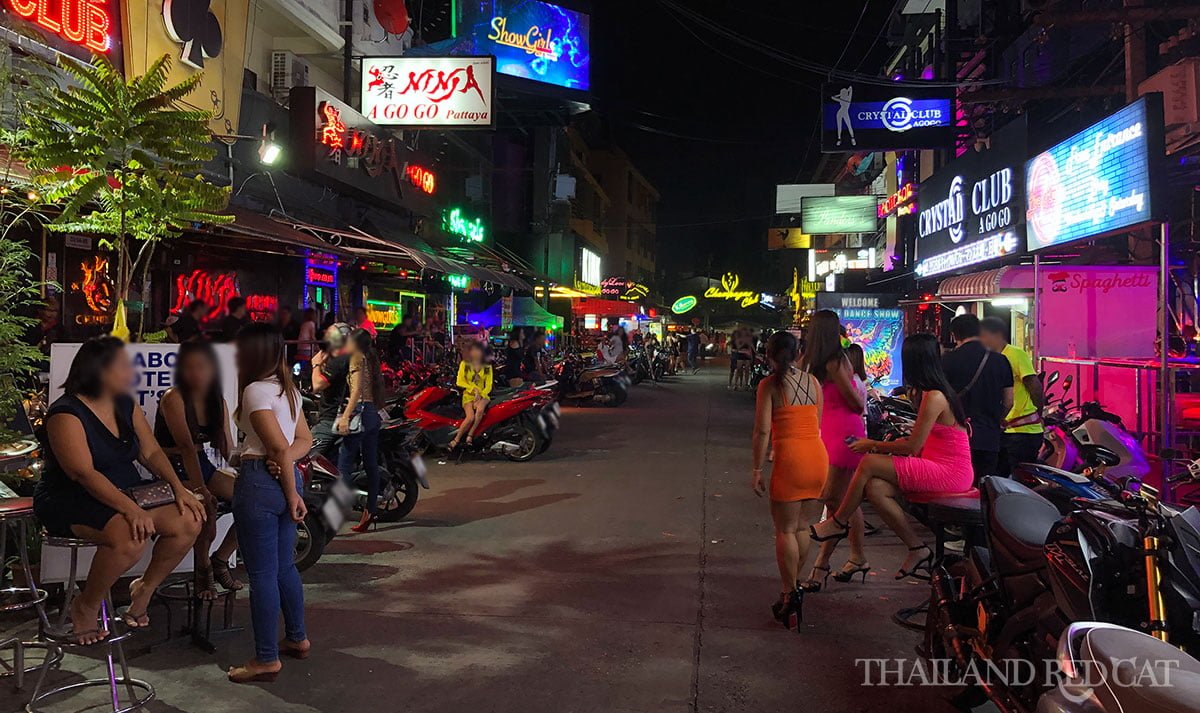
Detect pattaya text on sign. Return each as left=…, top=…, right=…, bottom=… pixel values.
left=362, top=57, right=495, bottom=128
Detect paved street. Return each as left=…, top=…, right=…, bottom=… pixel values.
left=4, top=362, right=956, bottom=713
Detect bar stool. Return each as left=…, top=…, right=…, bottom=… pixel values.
left=25, top=536, right=154, bottom=713
left=0, top=497, right=54, bottom=690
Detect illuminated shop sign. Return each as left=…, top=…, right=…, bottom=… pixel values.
left=440, top=0, right=590, bottom=91
left=580, top=247, right=601, bottom=286
left=704, top=273, right=760, bottom=308
left=291, top=87, right=434, bottom=210
left=443, top=207, right=486, bottom=243
left=820, top=82, right=954, bottom=153
left=5, top=0, right=112, bottom=52
left=68, top=255, right=115, bottom=325
left=877, top=182, right=916, bottom=218
left=766, top=228, right=811, bottom=250
left=809, top=248, right=876, bottom=281
left=600, top=276, right=649, bottom=302
left=304, top=254, right=338, bottom=287
left=406, top=164, right=436, bottom=194
left=1026, top=96, right=1165, bottom=252
left=915, top=116, right=1028, bottom=277
left=447, top=274, right=471, bottom=289
left=671, top=295, right=697, bottom=315
left=800, top=195, right=878, bottom=234
left=361, top=56, right=496, bottom=128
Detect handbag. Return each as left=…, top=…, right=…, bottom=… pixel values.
left=124, top=480, right=177, bottom=509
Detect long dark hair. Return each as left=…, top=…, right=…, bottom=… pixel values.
left=61, top=336, right=125, bottom=398
left=350, top=328, right=386, bottom=408
left=845, top=343, right=868, bottom=381
left=801, top=310, right=844, bottom=382
left=901, top=333, right=967, bottom=426
left=234, top=322, right=298, bottom=419
left=765, top=331, right=800, bottom=398
left=175, top=342, right=228, bottom=455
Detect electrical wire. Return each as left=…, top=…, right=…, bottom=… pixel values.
left=830, top=1, right=872, bottom=76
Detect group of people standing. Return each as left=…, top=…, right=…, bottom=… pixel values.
left=31, top=315, right=391, bottom=682
left=751, top=309, right=1041, bottom=629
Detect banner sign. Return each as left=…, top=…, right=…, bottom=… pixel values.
left=361, top=56, right=496, bottom=128
left=767, top=228, right=811, bottom=250
left=800, top=195, right=878, bottom=234
left=1026, top=96, right=1165, bottom=252
left=440, top=0, right=590, bottom=91
left=915, top=117, right=1028, bottom=278
left=821, top=82, right=954, bottom=152
left=291, top=87, right=434, bottom=213
left=829, top=307, right=904, bottom=392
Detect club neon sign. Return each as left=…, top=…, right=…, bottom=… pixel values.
left=406, top=164, right=436, bottom=194
left=443, top=207, right=485, bottom=243
left=488, top=16, right=559, bottom=60
left=671, top=295, right=697, bottom=315
left=447, top=274, right=470, bottom=289
left=7, top=0, right=113, bottom=53
left=877, top=182, right=916, bottom=218
left=704, top=273, right=760, bottom=308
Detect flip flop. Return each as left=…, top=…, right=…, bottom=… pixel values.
left=118, top=606, right=150, bottom=629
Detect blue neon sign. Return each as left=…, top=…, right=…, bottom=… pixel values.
left=448, top=0, right=590, bottom=91
left=1026, top=97, right=1163, bottom=251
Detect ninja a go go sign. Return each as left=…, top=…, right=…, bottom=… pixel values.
left=362, top=56, right=496, bottom=128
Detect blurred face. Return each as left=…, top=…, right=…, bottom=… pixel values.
left=980, top=330, right=1003, bottom=352
left=101, top=347, right=134, bottom=396
left=466, top=344, right=483, bottom=364
left=179, top=352, right=216, bottom=392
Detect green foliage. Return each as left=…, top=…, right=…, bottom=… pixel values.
left=0, top=201, right=47, bottom=442
left=14, top=53, right=232, bottom=304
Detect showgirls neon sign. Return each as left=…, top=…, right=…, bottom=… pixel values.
left=6, top=0, right=112, bottom=53
left=488, top=16, right=559, bottom=59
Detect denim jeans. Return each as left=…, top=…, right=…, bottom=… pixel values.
left=233, top=459, right=307, bottom=663
left=338, top=404, right=382, bottom=514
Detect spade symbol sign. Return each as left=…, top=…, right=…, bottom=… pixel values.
left=162, top=0, right=223, bottom=69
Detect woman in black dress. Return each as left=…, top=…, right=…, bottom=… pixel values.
left=34, top=338, right=206, bottom=644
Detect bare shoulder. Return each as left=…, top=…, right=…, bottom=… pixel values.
left=159, top=387, right=181, bottom=408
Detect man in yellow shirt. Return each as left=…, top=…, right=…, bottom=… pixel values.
left=981, top=317, right=1044, bottom=475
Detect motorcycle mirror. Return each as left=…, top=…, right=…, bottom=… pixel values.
left=1044, top=371, right=1059, bottom=389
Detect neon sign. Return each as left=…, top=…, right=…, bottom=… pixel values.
left=319, top=102, right=346, bottom=153
left=70, top=255, right=114, bottom=324
left=447, top=274, right=470, bottom=289
left=704, top=274, right=760, bottom=308
left=457, top=0, right=590, bottom=91
left=172, top=269, right=235, bottom=322
left=406, top=164, right=436, bottom=194
left=488, top=16, right=560, bottom=59
left=7, top=0, right=112, bottom=53
left=306, top=266, right=335, bottom=285
left=877, top=182, right=915, bottom=218
left=915, top=231, right=1021, bottom=277
left=444, top=207, right=485, bottom=243
left=671, top=295, right=697, bottom=315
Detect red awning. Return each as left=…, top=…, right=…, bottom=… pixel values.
left=936, top=266, right=1035, bottom=298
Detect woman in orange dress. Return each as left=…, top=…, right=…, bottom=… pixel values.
left=751, top=331, right=828, bottom=630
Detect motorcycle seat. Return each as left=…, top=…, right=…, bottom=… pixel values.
left=985, top=477, right=1061, bottom=552
left=1078, top=443, right=1121, bottom=467
left=1081, top=626, right=1200, bottom=713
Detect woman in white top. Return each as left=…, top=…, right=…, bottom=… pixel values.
left=227, top=323, right=314, bottom=683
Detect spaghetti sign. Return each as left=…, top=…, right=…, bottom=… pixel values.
left=361, top=56, right=495, bottom=128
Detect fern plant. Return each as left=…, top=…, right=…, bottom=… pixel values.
left=14, top=53, right=232, bottom=339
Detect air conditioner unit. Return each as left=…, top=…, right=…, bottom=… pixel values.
left=271, top=51, right=310, bottom=101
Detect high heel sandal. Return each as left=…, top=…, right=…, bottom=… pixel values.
left=895, top=544, right=934, bottom=581
left=798, top=564, right=830, bottom=593
left=770, top=588, right=805, bottom=631
left=832, top=560, right=871, bottom=584
left=809, top=515, right=850, bottom=543
left=350, top=511, right=377, bottom=534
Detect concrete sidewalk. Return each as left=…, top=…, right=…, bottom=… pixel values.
left=1, top=364, right=957, bottom=713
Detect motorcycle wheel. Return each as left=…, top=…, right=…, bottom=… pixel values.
left=375, top=470, right=419, bottom=523
left=607, top=382, right=628, bottom=407
left=295, top=512, right=328, bottom=572
left=506, top=423, right=542, bottom=462
left=538, top=436, right=553, bottom=454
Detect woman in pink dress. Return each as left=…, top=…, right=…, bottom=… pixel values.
left=810, top=334, right=973, bottom=581
left=799, top=311, right=868, bottom=592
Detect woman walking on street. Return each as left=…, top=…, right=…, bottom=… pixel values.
left=751, top=331, right=827, bottom=630
left=336, top=328, right=386, bottom=533
left=800, top=311, right=869, bottom=592
left=228, top=323, right=313, bottom=683
left=810, top=334, right=973, bottom=581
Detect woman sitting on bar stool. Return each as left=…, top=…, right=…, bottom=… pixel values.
left=33, top=337, right=207, bottom=644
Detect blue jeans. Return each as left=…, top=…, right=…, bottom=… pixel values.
left=233, top=459, right=307, bottom=663
left=338, top=405, right=382, bottom=514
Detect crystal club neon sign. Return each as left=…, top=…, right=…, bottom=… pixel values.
left=6, top=0, right=113, bottom=53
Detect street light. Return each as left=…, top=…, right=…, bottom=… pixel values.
left=258, top=124, right=282, bottom=165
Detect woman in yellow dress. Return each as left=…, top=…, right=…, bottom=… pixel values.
left=450, top=341, right=493, bottom=448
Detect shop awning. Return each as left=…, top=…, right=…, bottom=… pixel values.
left=222, top=208, right=347, bottom=255
left=936, top=266, right=1035, bottom=298
left=469, top=297, right=563, bottom=330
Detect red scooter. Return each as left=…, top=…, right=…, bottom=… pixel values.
left=403, top=376, right=560, bottom=462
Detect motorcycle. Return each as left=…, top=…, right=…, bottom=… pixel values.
left=293, top=449, right=345, bottom=572
left=625, top=345, right=654, bottom=384
left=1038, top=372, right=1150, bottom=482
left=554, top=351, right=630, bottom=407
left=924, top=474, right=1200, bottom=711
left=404, top=374, right=560, bottom=461
left=652, top=348, right=671, bottom=381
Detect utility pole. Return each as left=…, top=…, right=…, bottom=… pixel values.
left=1124, top=0, right=1147, bottom=102
left=342, top=0, right=354, bottom=104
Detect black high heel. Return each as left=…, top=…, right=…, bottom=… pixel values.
left=770, top=588, right=804, bottom=630
left=798, top=565, right=830, bottom=593
left=809, top=515, right=850, bottom=543
left=832, top=560, right=871, bottom=583
left=896, top=544, right=934, bottom=581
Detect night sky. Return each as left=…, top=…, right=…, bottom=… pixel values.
left=590, top=1, right=896, bottom=286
